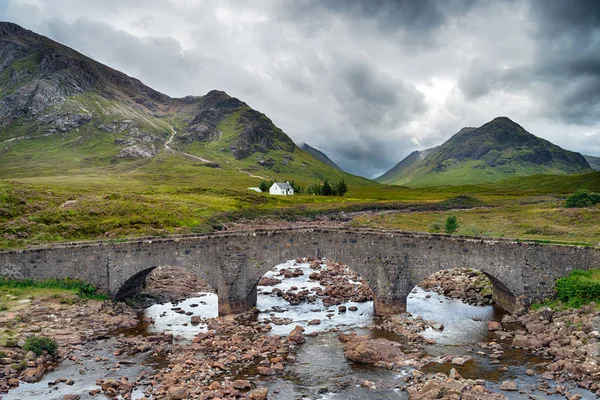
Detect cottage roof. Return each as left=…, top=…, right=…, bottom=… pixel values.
left=272, top=182, right=293, bottom=190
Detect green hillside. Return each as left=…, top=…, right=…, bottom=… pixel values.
left=377, top=117, right=592, bottom=187
left=0, top=22, right=363, bottom=185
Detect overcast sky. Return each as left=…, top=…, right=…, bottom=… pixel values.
left=2, top=0, right=600, bottom=178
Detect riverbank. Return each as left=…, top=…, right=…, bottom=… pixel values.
left=2, top=264, right=599, bottom=399
left=415, top=268, right=600, bottom=398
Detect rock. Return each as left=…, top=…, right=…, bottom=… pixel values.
left=167, top=386, right=188, bottom=399
left=512, top=335, right=530, bottom=348
left=63, top=395, right=81, bottom=400
left=500, top=381, right=518, bottom=391
left=577, top=360, right=599, bottom=374
left=341, top=335, right=420, bottom=366
left=431, top=323, right=444, bottom=331
left=449, top=368, right=462, bottom=380
left=248, top=387, right=269, bottom=400
left=208, top=381, right=221, bottom=390
left=487, top=321, right=502, bottom=331
left=288, top=325, right=305, bottom=344
left=258, top=276, right=282, bottom=286
left=451, top=355, right=472, bottom=366
left=118, top=144, right=158, bottom=159
left=257, top=366, right=275, bottom=375
left=232, top=379, right=252, bottom=390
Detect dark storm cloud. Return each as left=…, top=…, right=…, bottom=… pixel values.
left=333, top=59, right=427, bottom=129
left=458, top=0, right=600, bottom=125
left=283, top=0, right=476, bottom=39
left=530, top=0, right=600, bottom=124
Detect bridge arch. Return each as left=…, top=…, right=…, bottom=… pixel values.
left=1, top=228, right=598, bottom=316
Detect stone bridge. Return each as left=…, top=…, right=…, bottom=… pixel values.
left=1, top=227, right=599, bottom=315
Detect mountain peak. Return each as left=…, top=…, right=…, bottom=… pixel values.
left=377, top=117, right=591, bottom=186
left=299, top=143, right=342, bottom=170
left=482, top=116, right=525, bottom=131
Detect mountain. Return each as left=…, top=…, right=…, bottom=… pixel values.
left=584, top=155, right=600, bottom=171
left=376, top=146, right=437, bottom=183
left=299, top=143, right=342, bottom=170
left=0, top=22, right=360, bottom=183
left=377, top=117, right=592, bottom=187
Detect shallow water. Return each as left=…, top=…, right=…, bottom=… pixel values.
left=5, top=260, right=597, bottom=399
left=256, top=260, right=374, bottom=336
left=3, top=338, right=152, bottom=400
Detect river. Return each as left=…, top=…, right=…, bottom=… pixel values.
left=5, top=259, right=596, bottom=399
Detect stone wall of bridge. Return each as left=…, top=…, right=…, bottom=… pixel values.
left=1, top=228, right=599, bottom=315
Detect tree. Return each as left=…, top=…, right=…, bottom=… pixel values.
left=322, top=180, right=333, bottom=196
left=289, top=180, right=304, bottom=194
left=258, top=180, right=270, bottom=192
left=445, top=215, right=459, bottom=234
left=305, top=183, right=320, bottom=195
left=336, top=180, right=348, bottom=196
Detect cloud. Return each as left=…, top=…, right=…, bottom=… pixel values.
left=2, top=0, right=600, bottom=179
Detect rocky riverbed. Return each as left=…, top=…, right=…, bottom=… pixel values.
left=419, top=267, right=494, bottom=306
left=2, top=263, right=599, bottom=399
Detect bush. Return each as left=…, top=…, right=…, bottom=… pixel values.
left=555, top=269, right=600, bottom=308
left=444, top=215, right=459, bottom=234
left=428, top=221, right=442, bottom=233
left=23, top=336, right=58, bottom=356
left=565, top=189, right=600, bottom=208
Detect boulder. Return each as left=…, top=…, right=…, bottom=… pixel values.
left=167, top=386, right=188, bottom=399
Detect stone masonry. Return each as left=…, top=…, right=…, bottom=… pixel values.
left=1, top=227, right=599, bottom=315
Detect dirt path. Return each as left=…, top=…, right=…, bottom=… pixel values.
left=164, top=123, right=214, bottom=163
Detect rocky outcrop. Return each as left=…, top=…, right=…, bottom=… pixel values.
left=179, top=92, right=297, bottom=160
left=339, top=333, right=423, bottom=367
left=118, top=144, right=159, bottom=159
left=230, top=109, right=295, bottom=159
left=419, top=268, right=493, bottom=306
left=148, top=312, right=296, bottom=398
left=405, top=371, right=507, bottom=400
left=0, top=298, right=138, bottom=393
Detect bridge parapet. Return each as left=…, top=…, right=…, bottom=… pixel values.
left=1, top=227, right=599, bottom=315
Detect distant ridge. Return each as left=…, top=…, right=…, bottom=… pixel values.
left=377, top=117, right=592, bottom=187
left=584, top=155, right=600, bottom=171
left=376, top=146, right=437, bottom=183
left=299, top=143, right=342, bottom=171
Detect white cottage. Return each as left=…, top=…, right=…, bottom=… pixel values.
left=269, top=182, right=294, bottom=195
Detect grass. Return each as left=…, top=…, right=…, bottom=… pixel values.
left=0, top=170, right=599, bottom=249
left=0, top=277, right=107, bottom=300
left=1, top=127, right=599, bottom=250
left=350, top=200, right=600, bottom=245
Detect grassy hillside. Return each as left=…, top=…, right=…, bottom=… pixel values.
left=378, top=117, right=592, bottom=187
left=1, top=170, right=599, bottom=250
